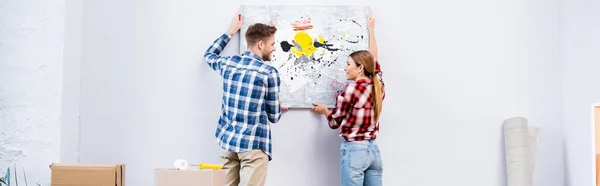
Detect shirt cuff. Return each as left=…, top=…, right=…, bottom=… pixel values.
left=326, top=112, right=334, bottom=121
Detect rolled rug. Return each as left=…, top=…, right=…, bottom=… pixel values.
left=503, top=117, right=539, bottom=186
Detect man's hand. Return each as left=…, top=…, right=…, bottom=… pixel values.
left=280, top=100, right=289, bottom=111
left=312, top=103, right=329, bottom=115
left=366, top=8, right=375, bottom=29
left=228, top=13, right=243, bottom=36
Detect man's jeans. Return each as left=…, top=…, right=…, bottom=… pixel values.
left=340, top=138, right=383, bottom=186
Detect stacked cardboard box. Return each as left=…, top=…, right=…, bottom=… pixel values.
left=154, top=169, right=225, bottom=186
left=50, top=163, right=225, bottom=186
left=50, top=164, right=125, bottom=186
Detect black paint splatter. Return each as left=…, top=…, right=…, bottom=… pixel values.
left=280, top=41, right=293, bottom=52
left=345, top=39, right=359, bottom=44
left=350, top=20, right=361, bottom=27
left=338, top=19, right=363, bottom=27
left=325, top=56, right=340, bottom=67
left=311, top=54, right=324, bottom=63
left=314, top=40, right=340, bottom=51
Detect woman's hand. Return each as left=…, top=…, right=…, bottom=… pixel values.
left=280, top=100, right=289, bottom=111
left=367, top=8, right=375, bottom=29
left=312, top=103, right=330, bottom=115
left=366, top=7, right=378, bottom=61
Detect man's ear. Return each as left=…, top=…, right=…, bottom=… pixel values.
left=257, top=40, right=264, bottom=50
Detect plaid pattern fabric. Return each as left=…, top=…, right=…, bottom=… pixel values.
left=327, top=61, right=385, bottom=142
left=204, top=33, right=282, bottom=160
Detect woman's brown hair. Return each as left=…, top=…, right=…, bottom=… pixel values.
left=349, top=50, right=383, bottom=122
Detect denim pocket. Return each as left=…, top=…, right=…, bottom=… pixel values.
left=349, top=148, right=370, bottom=170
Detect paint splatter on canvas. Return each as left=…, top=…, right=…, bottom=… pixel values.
left=240, top=6, right=369, bottom=108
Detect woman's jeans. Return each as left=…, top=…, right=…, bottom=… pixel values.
left=340, top=138, right=383, bottom=186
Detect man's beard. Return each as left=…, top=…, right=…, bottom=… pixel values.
left=261, top=53, right=272, bottom=61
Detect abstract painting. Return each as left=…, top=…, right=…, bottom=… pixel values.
left=240, top=5, right=370, bottom=108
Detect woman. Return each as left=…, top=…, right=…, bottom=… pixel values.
left=312, top=11, right=385, bottom=186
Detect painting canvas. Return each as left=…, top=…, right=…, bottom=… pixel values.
left=239, top=5, right=370, bottom=108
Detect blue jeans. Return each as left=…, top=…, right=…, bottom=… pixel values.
left=340, top=138, right=383, bottom=186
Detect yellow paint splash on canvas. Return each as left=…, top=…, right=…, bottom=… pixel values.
left=291, top=31, right=317, bottom=57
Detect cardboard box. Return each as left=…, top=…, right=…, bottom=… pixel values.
left=50, top=163, right=125, bottom=186
left=154, top=169, right=225, bottom=186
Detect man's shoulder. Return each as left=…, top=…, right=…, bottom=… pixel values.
left=261, top=63, right=278, bottom=74
left=228, top=54, right=244, bottom=62
left=236, top=52, right=278, bottom=73
left=219, top=54, right=256, bottom=67
left=252, top=60, right=278, bottom=74
left=245, top=58, right=279, bottom=75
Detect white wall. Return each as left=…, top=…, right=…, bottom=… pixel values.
left=560, top=0, right=600, bottom=185
left=0, top=0, right=64, bottom=185
left=68, top=0, right=564, bottom=185
left=61, top=0, right=84, bottom=164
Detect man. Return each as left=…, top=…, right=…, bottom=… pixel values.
left=203, top=13, right=288, bottom=186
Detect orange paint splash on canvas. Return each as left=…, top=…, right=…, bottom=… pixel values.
left=292, top=17, right=314, bottom=31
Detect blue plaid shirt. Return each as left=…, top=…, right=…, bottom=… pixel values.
left=204, top=33, right=283, bottom=160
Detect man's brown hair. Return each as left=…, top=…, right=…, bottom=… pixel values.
left=245, top=23, right=277, bottom=46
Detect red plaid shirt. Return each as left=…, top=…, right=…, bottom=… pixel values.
left=327, top=61, right=385, bottom=142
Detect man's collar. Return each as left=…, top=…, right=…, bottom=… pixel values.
left=242, top=51, right=263, bottom=61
